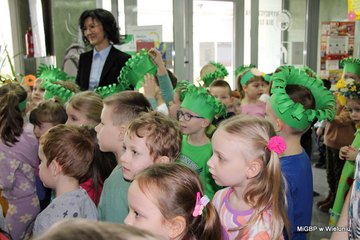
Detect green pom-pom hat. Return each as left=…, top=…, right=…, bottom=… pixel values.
left=181, top=84, right=226, bottom=121
left=200, top=62, right=229, bottom=87
left=270, top=65, right=336, bottom=130
left=118, top=49, right=158, bottom=90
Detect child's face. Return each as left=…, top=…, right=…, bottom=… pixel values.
left=233, top=99, right=242, bottom=115
left=209, top=86, right=232, bottom=109
left=120, top=133, right=154, bottom=181
left=38, top=145, right=56, bottom=188
left=33, top=122, right=56, bottom=141
left=261, top=81, right=270, bottom=95
left=347, top=99, right=360, bottom=125
left=125, top=180, right=171, bottom=239
left=95, top=105, right=124, bottom=154
left=177, top=108, right=208, bottom=135
left=208, top=129, right=250, bottom=187
left=32, top=80, right=45, bottom=105
left=168, top=92, right=181, bottom=119
left=65, top=104, right=92, bottom=126
left=243, top=80, right=263, bottom=100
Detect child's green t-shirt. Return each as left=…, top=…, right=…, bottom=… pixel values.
left=177, top=135, right=220, bottom=199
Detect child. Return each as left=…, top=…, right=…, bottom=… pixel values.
left=65, top=91, right=117, bottom=206
left=96, top=91, right=151, bottom=223
left=29, top=100, right=68, bottom=141
left=209, top=79, right=236, bottom=125
left=31, top=78, right=45, bottom=107
left=177, top=84, right=225, bottom=199
left=265, top=66, right=336, bottom=239
left=29, top=100, right=67, bottom=210
left=97, top=109, right=181, bottom=223
left=0, top=83, right=40, bottom=240
left=32, top=125, right=98, bottom=236
left=208, top=115, right=289, bottom=239
left=329, top=79, right=360, bottom=226
left=35, top=219, right=162, bottom=240
left=125, top=163, right=222, bottom=240
left=238, top=68, right=266, bottom=117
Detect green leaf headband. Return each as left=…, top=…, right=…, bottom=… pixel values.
left=94, top=79, right=130, bottom=98
left=42, top=80, right=77, bottom=103
left=36, top=64, right=70, bottom=82
left=174, top=80, right=191, bottom=102
left=240, top=70, right=255, bottom=86
left=200, top=62, right=229, bottom=87
left=335, top=78, right=360, bottom=100
left=118, top=49, right=158, bottom=90
left=341, top=58, right=360, bottom=77
left=180, top=84, right=226, bottom=121
left=270, top=66, right=336, bottom=130
left=235, top=64, right=256, bottom=77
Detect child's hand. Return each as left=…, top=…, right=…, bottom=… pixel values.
left=339, top=146, right=357, bottom=161
left=148, top=48, right=167, bottom=75
left=143, top=74, right=157, bottom=98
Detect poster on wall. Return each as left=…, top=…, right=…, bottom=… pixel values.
left=320, top=21, right=355, bottom=83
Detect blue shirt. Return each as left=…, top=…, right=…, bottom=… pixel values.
left=89, top=45, right=112, bottom=90
left=281, top=151, right=313, bottom=240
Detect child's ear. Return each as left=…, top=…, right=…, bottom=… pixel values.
left=246, top=158, right=262, bottom=179
left=51, top=159, right=62, bottom=176
left=275, top=118, right=285, bottom=133
left=200, top=118, right=211, bottom=128
left=156, top=156, right=170, bottom=164
left=118, top=124, right=127, bottom=142
left=167, top=216, right=186, bottom=239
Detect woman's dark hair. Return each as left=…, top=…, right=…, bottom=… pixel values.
left=79, top=9, right=121, bottom=45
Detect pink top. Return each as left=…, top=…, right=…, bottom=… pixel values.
left=241, top=102, right=266, bottom=118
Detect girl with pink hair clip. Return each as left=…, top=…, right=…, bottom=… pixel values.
left=125, top=163, right=222, bottom=240
left=208, top=115, right=290, bottom=239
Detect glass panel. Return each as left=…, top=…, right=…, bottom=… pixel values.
left=0, top=0, right=13, bottom=76
left=193, top=1, right=234, bottom=88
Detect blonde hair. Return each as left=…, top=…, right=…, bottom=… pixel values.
left=67, top=91, right=103, bottom=126
left=136, top=163, right=222, bottom=240
left=40, top=124, right=95, bottom=180
left=218, top=115, right=289, bottom=239
left=34, top=219, right=162, bottom=240
left=103, top=91, right=151, bottom=125
left=126, top=111, right=181, bottom=162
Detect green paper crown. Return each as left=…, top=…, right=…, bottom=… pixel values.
left=235, top=64, right=256, bottom=77
left=36, top=64, right=70, bottom=82
left=341, top=58, right=360, bottom=77
left=118, top=49, right=158, bottom=89
left=95, top=77, right=130, bottom=98
left=181, top=84, right=226, bottom=121
left=174, top=80, right=191, bottom=102
left=270, top=65, right=336, bottom=130
left=240, top=70, right=255, bottom=86
left=335, top=78, right=360, bottom=99
left=201, top=62, right=229, bottom=87
left=42, top=80, right=77, bottom=103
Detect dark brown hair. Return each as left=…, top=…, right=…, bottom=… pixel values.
left=0, top=83, right=27, bottom=146
left=29, top=100, right=67, bottom=126
left=209, top=79, right=232, bottom=96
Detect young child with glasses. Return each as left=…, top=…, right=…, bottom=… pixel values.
left=177, top=84, right=225, bottom=199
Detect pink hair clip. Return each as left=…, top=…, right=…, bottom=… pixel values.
left=192, top=192, right=210, bottom=217
left=267, top=136, right=287, bottom=155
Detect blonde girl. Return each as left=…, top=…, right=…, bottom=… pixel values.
left=125, top=163, right=222, bottom=240
left=208, top=115, right=289, bottom=239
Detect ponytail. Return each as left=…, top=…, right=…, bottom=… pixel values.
left=199, top=202, right=222, bottom=240
left=0, top=83, right=27, bottom=146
